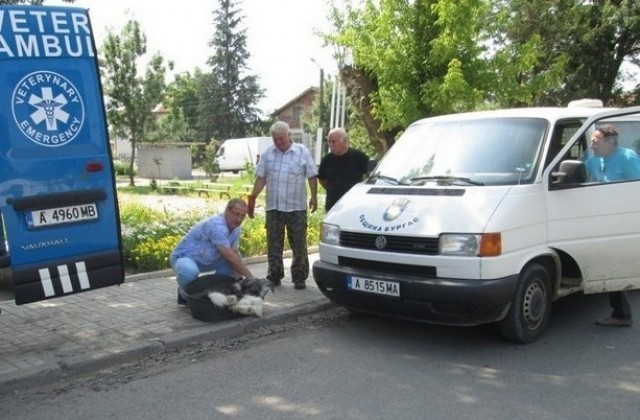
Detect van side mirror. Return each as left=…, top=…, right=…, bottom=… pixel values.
left=552, top=160, right=586, bottom=184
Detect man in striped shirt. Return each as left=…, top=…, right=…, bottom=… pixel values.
left=248, top=121, right=318, bottom=289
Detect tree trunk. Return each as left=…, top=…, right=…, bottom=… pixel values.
left=129, top=137, right=137, bottom=187
left=339, top=65, right=397, bottom=158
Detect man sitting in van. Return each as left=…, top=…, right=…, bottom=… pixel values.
left=585, top=123, right=640, bottom=327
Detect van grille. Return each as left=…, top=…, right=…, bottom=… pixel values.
left=340, top=231, right=439, bottom=255
left=338, top=257, right=437, bottom=277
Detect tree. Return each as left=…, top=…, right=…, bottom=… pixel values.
left=201, top=0, right=264, bottom=140
left=327, top=0, right=640, bottom=155
left=302, top=76, right=376, bottom=158
left=101, top=19, right=173, bottom=186
left=559, top=0, right=640, bottom=104
left=163, top=71, right=203, bottom=140
left=328, top=0, right=491, bottom=155
left=489, top=0, right=640, bottom=106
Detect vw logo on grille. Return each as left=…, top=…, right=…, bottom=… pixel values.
left=375, top=235, right=387, bottom=250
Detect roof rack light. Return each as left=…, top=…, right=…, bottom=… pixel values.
left=567, top=98, right=603, bottom=108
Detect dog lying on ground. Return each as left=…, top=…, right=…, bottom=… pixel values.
left=205, top=277, right=274, bottom=317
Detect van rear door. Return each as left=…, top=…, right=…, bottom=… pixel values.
left=0, top=5, right=124, bottom=304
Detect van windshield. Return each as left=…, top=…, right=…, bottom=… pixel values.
left=369, top=117, right=548, bottom=186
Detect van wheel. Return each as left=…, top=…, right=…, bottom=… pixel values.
left=499, top=263, right=552, bottom=344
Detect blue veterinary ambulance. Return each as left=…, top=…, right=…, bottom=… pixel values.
left=0, top=5, right=124, bottom=305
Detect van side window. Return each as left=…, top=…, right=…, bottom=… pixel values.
left=545, top=121, right=585, bottom=169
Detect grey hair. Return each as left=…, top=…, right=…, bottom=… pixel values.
left=329, top=127, right=348, bottom=141
left=226, top=198, right=247, bottom=211
left=595, top=123, right=619, bottom=145
left=270, top=121, right=290, bottom=137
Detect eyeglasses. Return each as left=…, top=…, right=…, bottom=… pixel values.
left=227, top=209, right=247, bottom=218
left=594, top=124, right=617, bottom=138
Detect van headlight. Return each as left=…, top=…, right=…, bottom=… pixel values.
left=439, top=233, right=501, bottom=257
left=321, top=223, right=340, bottom=245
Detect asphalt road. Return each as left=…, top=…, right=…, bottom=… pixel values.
left=1, top=291, right=638, bottom=419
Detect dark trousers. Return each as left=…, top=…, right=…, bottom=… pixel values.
left=265, top=210, right=309, bottom=283
left=609, top=291, right=632, bottom=320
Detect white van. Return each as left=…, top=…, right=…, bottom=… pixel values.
left=312, top=103, right=640, bottom=343
left=215, top=137, right=272, bottom=173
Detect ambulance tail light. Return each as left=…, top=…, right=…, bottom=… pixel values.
left=85, top=162, right=104, bottom=172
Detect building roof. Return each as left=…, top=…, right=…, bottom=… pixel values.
left=272, top=86, right=319, bottom=115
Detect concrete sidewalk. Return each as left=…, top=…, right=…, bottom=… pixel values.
left=0, top=253, right=330, bottom=392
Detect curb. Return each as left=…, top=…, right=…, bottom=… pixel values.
left=0, top=298, right=334, bottom=394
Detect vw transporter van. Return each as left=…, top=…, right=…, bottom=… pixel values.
left=313, top=102, right=640, bottom=343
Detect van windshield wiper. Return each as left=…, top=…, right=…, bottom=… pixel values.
left=368, top=174, right=407, bottom=185
left=409, top=176, right=484, bottom=186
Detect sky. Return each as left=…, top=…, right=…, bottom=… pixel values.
left=47, top=0, right=340, bottom=113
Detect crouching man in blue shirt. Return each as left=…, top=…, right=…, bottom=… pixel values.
left=170, top=198, right=255, bottom=306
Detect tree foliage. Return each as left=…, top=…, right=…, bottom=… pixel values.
left=489, top=0, right=640, bottom=106
left=328, top=0, right=640, bottom=153
left=164, top=71, right=202, bottom=138
left=101, top=19, right=173, bottom=186
left=199, top=0, right=264, bottom=141
left=329, top=0, right=490, bottom=154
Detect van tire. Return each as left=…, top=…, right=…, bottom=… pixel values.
left=499, top=263, right=552, bottom=344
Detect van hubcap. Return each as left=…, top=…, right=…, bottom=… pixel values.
left=523, top=280, right=546, bottom=329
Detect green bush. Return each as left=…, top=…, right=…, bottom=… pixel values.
left=119, top=200, right=324, bottom=273
left=202, top=144, right=221, bottom=181
left=132, top=235, right=182, bottom=272
left=120, top=202, right=206, bottom=272
left=113, top=160, right=137, bottom=177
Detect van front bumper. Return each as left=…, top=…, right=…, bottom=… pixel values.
left=312, top=259, right=519, bottom=326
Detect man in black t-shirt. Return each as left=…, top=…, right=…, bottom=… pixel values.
left=318, top=127, right=370, bottom=211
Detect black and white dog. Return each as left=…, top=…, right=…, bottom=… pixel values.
left=207, top=277, right=274, bottom=317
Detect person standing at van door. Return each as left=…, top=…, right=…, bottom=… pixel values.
left=585, top=124, right=640, bottom=327
left=170, top=198, right=255, bottom=306
left=247, top=121, right=318, bottom=290
left=318, top=127, right=371, bottom=211
left=585, top=124, right=640, bottom=183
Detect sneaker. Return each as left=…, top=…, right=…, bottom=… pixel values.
left=595, top=316, right=632, bottom=327
left=177, top=290, right=188, bottom=306
left=293, top=282, right=306, bottom=290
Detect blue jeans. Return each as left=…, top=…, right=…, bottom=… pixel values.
left=171, top=256, right=234, bottom=297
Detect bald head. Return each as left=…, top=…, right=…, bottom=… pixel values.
left=327, top=127, right=349, bottom=156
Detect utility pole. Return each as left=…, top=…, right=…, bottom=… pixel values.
left=311, top=58, right=325, bottom=163
left=318, top=67, right=324, bottom=133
